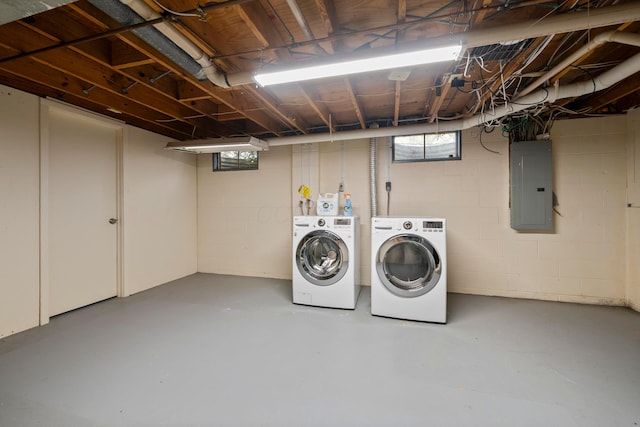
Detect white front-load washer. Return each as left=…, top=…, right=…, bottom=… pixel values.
left=371, top=216, right=447, bottom=323
left=292, top=216, right=360, bottom=309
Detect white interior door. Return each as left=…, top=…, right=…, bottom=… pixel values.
left=48, top=106, right=119, bottom=316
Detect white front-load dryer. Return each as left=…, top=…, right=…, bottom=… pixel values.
left=293, top=216, right=360, bottom=309
left=371, top=217, right=447, bottom=323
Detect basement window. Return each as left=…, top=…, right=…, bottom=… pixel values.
left=212, top=151, right=259, bottom=171
left=393, top=131, right=461, bottom=162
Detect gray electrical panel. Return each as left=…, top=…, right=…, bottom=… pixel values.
left=510, top=140, right=553, bottom=231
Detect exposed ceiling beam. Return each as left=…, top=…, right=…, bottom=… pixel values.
left=428, top=75, right=452, bottom=122
left=296, top=83, right=335, bottom=132
left=345, top=77, right=366, bottom=129
left=3, top=20, right=221, bottom=137
left=393, top=80, right=401, bottom=126
left=245, top=86, right=309, bottom=134
left=69, top=1, right=285, bottom=137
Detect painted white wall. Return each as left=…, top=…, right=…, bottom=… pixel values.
left=0, top=86, right=40, bottom=338
left=0, top=86, right=199, bottom=337
left=197, top=146, right=292, bottom=278
left=123, top=127, right=198, bottom=295
left=626, top=210, right=640, bottom=311
left=626, top=108, right=640, bottom=311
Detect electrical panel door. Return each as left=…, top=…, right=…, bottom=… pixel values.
left=510, top=140, right=553, bottom=231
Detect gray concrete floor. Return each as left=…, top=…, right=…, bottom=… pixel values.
left=0, top=273, right=639, bottom=427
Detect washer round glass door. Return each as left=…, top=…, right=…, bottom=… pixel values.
left=376, top=234, right=442, bottom=297
left=296, top=230, right=349, bottom=286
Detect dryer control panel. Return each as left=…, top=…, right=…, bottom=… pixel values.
left=424, top=221, right=444, bottom=232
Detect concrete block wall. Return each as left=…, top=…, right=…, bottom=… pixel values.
left=197, top=146, right=292, bottom=279
left=196, top=114, right=634, bottom=308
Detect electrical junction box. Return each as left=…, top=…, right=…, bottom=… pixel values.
left=510, top=140, right=553, bottom=231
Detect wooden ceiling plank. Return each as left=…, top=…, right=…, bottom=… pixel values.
left=296, top=83, right=334, bottom=130
left=230, top=1, right=312, bottom=133
left=245, top=86, right=309, bottom=133
left=393, top=0, right=407, bottom=126
left=396, top=0, right=407, bottom=42
left=235, top=2, right=275, bottom=49
left=393, top=80, right=401, bottom=126
left=13, top=18, right=229, bottom=137
left=345, top=77, right=366, bottom=129
left=428, top=75, right=452, bottom=122
left=68, top=1, right=283, bottom=136
left=185, top=100, right=243, bottom=122
left=470, top=0, right=493, bottom=28
left=314, top=0, right=340, bottom=52
left=0, top=61, right=194, bottom=138
left=115, top=31, right=283, bottom=135
left=177, top=80, right=211, bottom=101
left=314, top=0, right=336, bottom=36
left=32, top=48, right=221, bottom=135
left=111, top=39, right=155, bottom=69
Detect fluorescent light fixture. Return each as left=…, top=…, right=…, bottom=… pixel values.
left=254, top=44, right=464, bottom=86
left=165, top=136, right=268, bottom=154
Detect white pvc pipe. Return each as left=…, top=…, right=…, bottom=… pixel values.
left=443, top=3, right=640, bottom=50
left=517, top=31, right=640, bottom=99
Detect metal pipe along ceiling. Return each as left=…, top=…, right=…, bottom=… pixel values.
left=516, top=31, right=640, bottom=99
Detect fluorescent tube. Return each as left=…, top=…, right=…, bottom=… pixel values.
left=254, top=44, right=464, bottom=86
left=165, top=137, right=268, bottom=153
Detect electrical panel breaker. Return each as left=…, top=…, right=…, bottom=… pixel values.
left=510, top=140, right=553, bottom=231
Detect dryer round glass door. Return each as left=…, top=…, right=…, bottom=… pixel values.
left=375, top=234, right=442, bottom=297
left=296, top=230, right=349, bottom=286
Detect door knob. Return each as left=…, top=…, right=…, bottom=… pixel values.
left=109, top=218, right=118, bottom=224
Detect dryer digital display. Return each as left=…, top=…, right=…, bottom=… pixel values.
left=424, top=221, right=443, bottom=229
